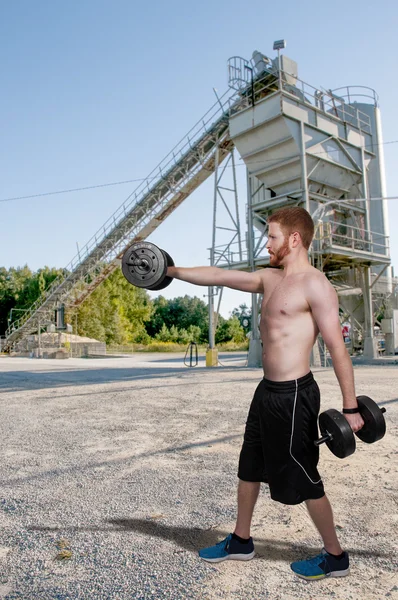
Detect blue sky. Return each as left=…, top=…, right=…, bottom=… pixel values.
left=2, top=0, right=398, bottom=316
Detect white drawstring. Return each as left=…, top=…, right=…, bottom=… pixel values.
left=289, top=379, right=322, bottom=485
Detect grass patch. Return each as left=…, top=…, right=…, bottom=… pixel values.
left=107, top=341, right=249, bottom=354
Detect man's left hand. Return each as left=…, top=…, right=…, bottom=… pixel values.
left=344, top=412, right=364, bottom=432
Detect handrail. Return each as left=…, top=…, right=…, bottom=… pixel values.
left=314, top=220, right=389, bottom=256
left=56, top=87, right=235, bottom=276
left=211, top=216, right=391, bottom=268
left=330, top=86, right=379, bottom=107
left=227, top=59, right=372, bottom=134
left=318, top=219, right=389, bottom=240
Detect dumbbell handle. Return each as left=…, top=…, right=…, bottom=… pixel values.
left=127, top=256, right=150, bottom=270
left=130, top=258, right=148, bottom=267
left=314, top=432, right=333, bottom=447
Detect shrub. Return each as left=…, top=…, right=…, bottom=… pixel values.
left=144, top=341, right=185, bottom=352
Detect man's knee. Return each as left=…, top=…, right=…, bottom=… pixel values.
left=238, top=479, right=261, bottom=486
left=305, top=493, right=327, bottom=508
left=238, top=480, right=261, bottom=496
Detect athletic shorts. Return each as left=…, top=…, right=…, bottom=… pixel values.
left=237, top=372, right=325, bottom=505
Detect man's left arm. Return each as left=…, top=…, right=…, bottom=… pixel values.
left=307, top=276, right=364, bottom=432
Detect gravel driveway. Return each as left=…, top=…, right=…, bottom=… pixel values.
left=0, top=354, right=396, bottom=599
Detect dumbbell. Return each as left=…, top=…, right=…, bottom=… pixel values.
left=121, top=242, right=174, bottom=291
left=314, top=396, right=386, bottom=459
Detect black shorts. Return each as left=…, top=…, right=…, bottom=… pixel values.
left=238, top=372, right=325, bottom=505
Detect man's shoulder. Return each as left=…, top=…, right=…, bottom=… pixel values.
left=261, top=266, right=283, bottom=277
left=303, top=268, right=336, bottom=300
left=259, top=266, right=283, bottom=283
left=303, top=266, right=329, bottom=284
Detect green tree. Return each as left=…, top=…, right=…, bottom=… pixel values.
left=0, top=264, right=151, bottom=344
left=0, top=265, right=62, bottom=335
left=154, top=323, right=171, bottom=342
left=73, top=269, right=152, bottom=344
left=169, top=325, right=180, bottom=343
left=215, top=316, right=246, bottom=344
left=146, top=295, right=209, bottom=341
left=185, top=324, right=201, bottom=343
left=16, top=267, right=63, bottom=308
left=153, top=323, right=202, bottom=344
left=231, top=303, right=251, bottom=319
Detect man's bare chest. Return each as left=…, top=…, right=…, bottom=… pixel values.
left=262, top=280, right=310, bottom=318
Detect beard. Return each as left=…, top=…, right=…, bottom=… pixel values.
left=269, top=238, right=291, bottom=266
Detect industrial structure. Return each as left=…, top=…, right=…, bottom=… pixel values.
left=5, top=43, right=396, bottom=363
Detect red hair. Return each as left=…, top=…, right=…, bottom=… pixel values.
left=268, top=207, right=314, bottom=250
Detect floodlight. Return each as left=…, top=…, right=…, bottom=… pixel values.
left=273, top=40, right=286, bottom=51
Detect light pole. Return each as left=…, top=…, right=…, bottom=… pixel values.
left=244, top=64, right=255, bottom=107
left=273, top=39, right=286, bottom=90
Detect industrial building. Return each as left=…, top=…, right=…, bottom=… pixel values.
left=4, top=43, right=397, bottom=364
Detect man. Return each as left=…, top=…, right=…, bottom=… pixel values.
left=167, top=206, right=364, bottom=580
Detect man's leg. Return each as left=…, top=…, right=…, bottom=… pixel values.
left=199, top=380, right=264, bottom=563
left=234, top=480, right=260, bottom=538
left=290, top=494, right=349, bottom=580
left=305, top=495, right=342, bottom=555
left=198, top=479, right=259, bottom=563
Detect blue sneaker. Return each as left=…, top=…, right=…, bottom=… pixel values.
left=199, top=533, right=255, bottom=563
left=290, top=548, right=350, bottom=580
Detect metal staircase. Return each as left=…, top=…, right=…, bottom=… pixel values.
left=4, top=102, right=231, bottom=349
left=5, top=66, right=280, bottom=351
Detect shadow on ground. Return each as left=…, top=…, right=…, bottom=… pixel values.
left=0, top=433, right=242, bottom=486
left=0, top=364, right=254, bottom=393
left=29, top=519, right=391, bottom=562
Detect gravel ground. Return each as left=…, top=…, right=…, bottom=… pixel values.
left=0, top=353, right=396, bottom=600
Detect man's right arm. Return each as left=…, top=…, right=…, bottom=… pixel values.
left=167, top=266, right=264, bottom=293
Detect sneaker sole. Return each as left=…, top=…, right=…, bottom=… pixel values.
left=200, top=551, right=255, bottom=564
left=293, top=568, right=350, bottom=581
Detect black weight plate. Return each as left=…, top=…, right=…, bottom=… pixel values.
left=319, top=409, right=356, bottom=459
left=148, top=249, right=174, bottom=291
left=355, top=395, right=386, bottom=444
left=121, top=242, right=167, bottom=289
left=162, top=250, right=174, bottom=267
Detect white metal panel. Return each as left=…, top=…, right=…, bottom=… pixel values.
left=307, top=139, right=361, bottom=171
left=231, top=115, right=293, bottom=161
left=316, top=115, right=340, bottom=137
left=253, top=94, right=281, bottom=128
left=282, top=96, right=314, bottom=126
left=228, top=94, right=281, bottom=139
left=346, top=127, right=366, bottom=146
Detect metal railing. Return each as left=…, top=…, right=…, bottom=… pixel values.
left=212, top=217, right=390, bottom=268
left=331, top=86, right=379, bottom=107
left=227, top=59, right=372, bottom=134
left=314, top=220, right=389, bottom=256
left=228, top=56, right=254, bottom=90
left=212, top=233, right=268, bottom=267
left=290, top=81, right=372, bottom=134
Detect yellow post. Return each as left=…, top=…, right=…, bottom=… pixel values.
left=206, top=348, right=219, bottom=367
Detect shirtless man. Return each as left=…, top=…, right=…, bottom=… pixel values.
left=166, top=206, right=364, bottom=580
